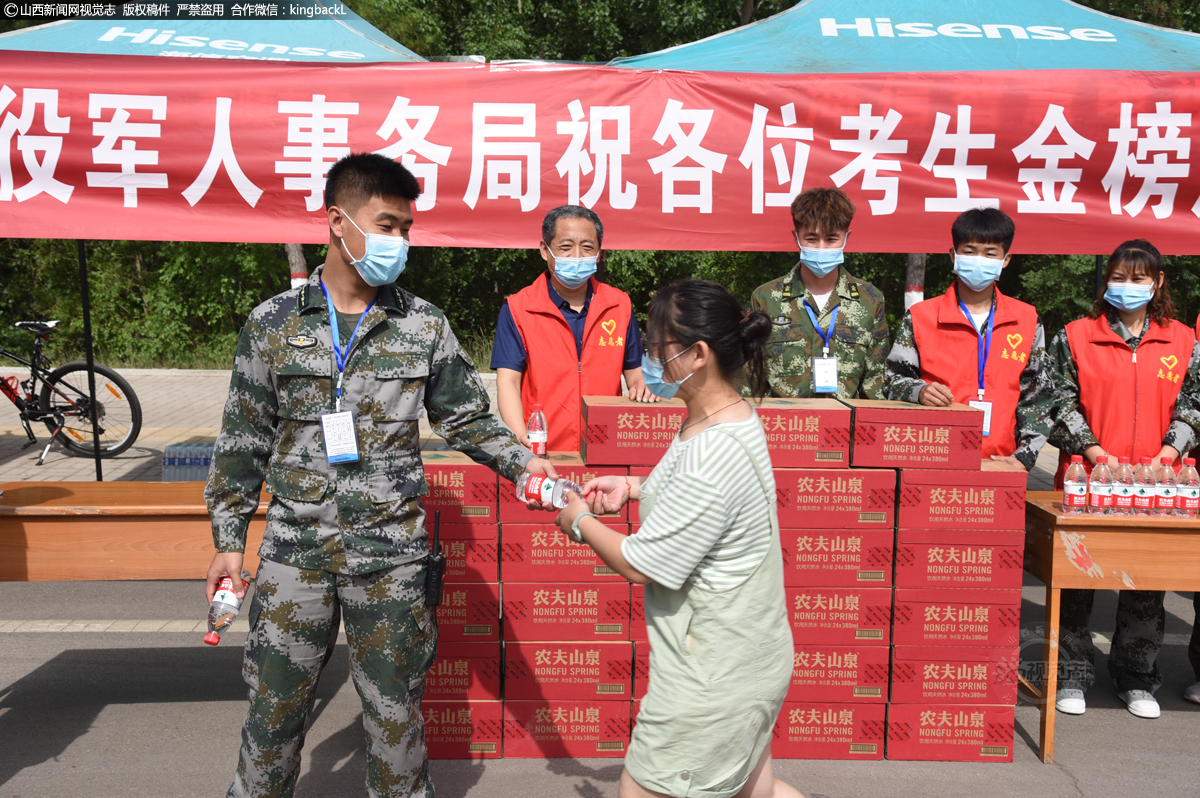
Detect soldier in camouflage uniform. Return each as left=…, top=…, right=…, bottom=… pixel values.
left=1045, top=238, right=1200, bottom=719
left=749, top=187, right=889, bottom=399
left=205, top=153, right=552, bottom=797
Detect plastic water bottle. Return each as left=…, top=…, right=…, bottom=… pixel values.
left=1154, top=456, right=1177, bottom=516
left=161, top=445, right=172, bottom=481
left=205, top=569, right=252, bottom=646
left=515, top=473, right=583, bottom=509
left=1062, top=455, right=1088, bottom=515
left=1111, top=457, right=1135, bottom=516
left=1087, top=455, right=1113, bottom=515
left=1176, top=457, right=1200, bottom=518
left=526, top=403, right=548, bottom=457
left=1132, top=457, right=1156, bottom=516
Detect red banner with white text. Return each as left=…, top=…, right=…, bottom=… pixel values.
left=1, top=51, right=1199, bottom=253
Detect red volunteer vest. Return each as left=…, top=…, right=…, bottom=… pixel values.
left=507, top=275, right=632, bottom=451
left=909, top=285, right=1038, bottom=460
left=1054, top=315, right=1194, bottom=486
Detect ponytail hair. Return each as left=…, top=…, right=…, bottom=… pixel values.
left=646, top=279, right=773, bottom=398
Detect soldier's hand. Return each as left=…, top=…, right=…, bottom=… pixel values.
left=626, top=382, right=661, bottom=403
left=206, top=552, right=246, bottom=603
left=523, top=457, right=560, bottom=510
left=918, top=382, right=955, bottom=407
left=989, top=455, right=1024, bottom=470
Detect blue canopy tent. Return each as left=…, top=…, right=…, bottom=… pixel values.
left=0, top=2, right=424, bottom=479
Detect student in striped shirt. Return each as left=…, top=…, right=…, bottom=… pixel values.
left=556, top=279, right=802, bottom=798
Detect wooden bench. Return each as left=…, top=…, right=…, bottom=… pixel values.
left=0, top=482, right=266, bottom=581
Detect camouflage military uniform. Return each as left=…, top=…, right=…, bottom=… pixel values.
left=206, top=267, right=531, bottom=798
left=884, top=303, right=1055, bottom=470
left=749, top=264, right=889, bottom=399
left=1047, top=313, right=1200, bottom=694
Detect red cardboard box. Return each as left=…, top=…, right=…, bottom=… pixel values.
left=501, top=522, right=628, bottom=582
left=632, top=698, right=641, bottom=726
left=581, top=396, right=687, bottom=466
left=757, top=398, right=852, bottom=468
left=503, top=700, right=632, bottom=758
left=424, top=700, right=503, bottom=759
left=780, top=528, right=893, bottom=587
left=503, top=582, right=631, bottom=641
left=897, top=462, right=1027, bottom=530
left=421, top=451, right=499, bottom=524
left=505, top=641, right=634, bottom=700
left=785, top=587, right=892, bottom=646
left=886, top=703, right=1015, bottom=762
left=437, top=583, right=500, bottom=642
left=431, top=524, right=498, bottom=583
left=787, top=645, right=889, bottom=703
left=771, top=702, right=885, bottom=760
left=774, top=468, right=896, bottom=529
left=424, top=642, right=501, bottom=701
left=630, top=583, right=648, bottom=642
left=893, top=588, right=1022, bottom=648
left=894, top=528, right=1025, bottom=590
left=499, top=452, right=629, bottom=523
left=842, top=400, right=984, bottom=471
left=634, top=641, right=649, bottom=700
left=890, top=646, right=1019, bottom=705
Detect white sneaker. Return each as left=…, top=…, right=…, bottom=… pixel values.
left=1184, top=682, right=1200, bottom=705
left=1056, top=688, right=1086, bottom=715
left=1117, top=689, right=1161, bottom=719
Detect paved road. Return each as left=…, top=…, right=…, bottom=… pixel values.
left=0, top=578, right=1197, bottom=798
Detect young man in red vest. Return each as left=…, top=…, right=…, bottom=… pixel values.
left=884, top=207, right=1053, bottom=469
left=492, top=205, right=654, bottom=452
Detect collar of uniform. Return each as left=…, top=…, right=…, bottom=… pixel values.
left=787, top=263, right=848, bottom=307
left=300, top=264, right=408, bottom=317
left=545, top=271, right=593, bottom=313
left=1104, top=308, right=1156, bottom=347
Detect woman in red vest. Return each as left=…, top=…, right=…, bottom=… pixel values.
left=1048, top=239, right=1200, bottom=720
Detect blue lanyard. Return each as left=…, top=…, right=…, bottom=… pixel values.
left=803, top=299, right=839, bottom=357
left=320, top=280, right=375, bottom=411
left=957, top=297, right=995, bottom=399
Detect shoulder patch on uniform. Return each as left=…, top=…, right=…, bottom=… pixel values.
left=286, top=334, right=318, bottom=349
left=773, top=315, right=790, bottom=325
left=848, top=284, right=860, bottom=300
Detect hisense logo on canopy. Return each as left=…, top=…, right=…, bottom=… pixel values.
left=820, top=18, right=1117, bottom=42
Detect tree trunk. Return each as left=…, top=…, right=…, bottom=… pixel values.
left=904, top=253, right=926, bottom=311
left=285, top=243, right=308, bottom=288
left=739, top=0, right=756, bottom=26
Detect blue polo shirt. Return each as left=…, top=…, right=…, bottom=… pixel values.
left=490, top=273, right=643, bottom=371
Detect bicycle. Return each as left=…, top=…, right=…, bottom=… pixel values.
left=0, top=320, right=142, bottom=465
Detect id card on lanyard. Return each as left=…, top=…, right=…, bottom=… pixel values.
left=320, top=280, right=375, bottom=465
left=803, top=299, right=839, bottom=394
left=959, top=297, right=995, bottom=437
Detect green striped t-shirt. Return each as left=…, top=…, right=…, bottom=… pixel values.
left=621, top=413, right=775, bottom=592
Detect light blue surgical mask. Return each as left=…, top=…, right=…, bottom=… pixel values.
left=641, top=343, right=696, bottom=399
left=552, top=253, right=598, bottom=289
left=340, top=211, right=408, bottom=287
left=953, top=253, right=1006, bottom=292
left=1105, top=282, right=1155, bottom=312
left=796, top=232, right=844, bottom=278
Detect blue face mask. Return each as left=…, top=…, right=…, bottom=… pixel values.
left=1105, top=282, right=1155, bottom=312
left=340, top=211, right=408, bottom=287
left=796, top=232, right=844, bottom=278
left=552, top=254, right=598, bottom=289
left=953, top=253, right=1006, bottom=292
left=641, top=343, right=696, bottom=399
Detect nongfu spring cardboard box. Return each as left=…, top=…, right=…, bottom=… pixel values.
left=504, top=641, right=634, bottom=700
left=421, top=451, right=498, bottom=523
left=424, top=700, right=502, bottom=759
left=894, top=528, right=1024, bottom=590
left=503, top=700, right=632, bottom=758
left=423, top=642, right=501, bottom=701
left=886, top=703, right=1015, bottom=762
left=786, top=644, right=889, bottom=703
left=771, top=702, right=886, bottom=760
left=780, top=527, right=893, bottom=587
left=897, top=461, right=1027, bottom=531
left=757, top=398, right=852, bottom=468
left=773, top=467, right=896, bottom=529
left=841, top=400, right=984, bottom=471
left=581, top=397, right=686, bottom=466
left=502, top=582, right=631, bottom=641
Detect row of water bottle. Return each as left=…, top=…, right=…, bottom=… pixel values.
left=162, top=442, right=215, bottom=482
left=1063, top=454, right=1200, bottom=516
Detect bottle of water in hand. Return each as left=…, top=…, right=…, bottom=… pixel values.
left=1062, top=455, right=1088, bottom=515
left=1111, top=457, right=1135, bottom=516
left=1154, top=457, right=1177, bottom=517
left=515, top=473, right=583, bottom=509
left=1176, top=457, right=1200, bottom=518
left=1087, top=455, right=1113, bottom=515
left=205, top=570, right=252, bottom=646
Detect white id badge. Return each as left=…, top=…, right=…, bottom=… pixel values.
left=320, top=409, right=360, bottom=464
left=968, top=400, right=993, bottom=437
left=813, top=356, right=839, bottom=394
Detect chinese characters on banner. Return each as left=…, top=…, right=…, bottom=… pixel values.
left=1, top=52, right=1198, bottom=253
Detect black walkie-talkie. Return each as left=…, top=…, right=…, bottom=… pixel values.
left=425, top=510, right=446, bottom=607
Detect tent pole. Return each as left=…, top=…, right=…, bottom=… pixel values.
left=76, top=239, right=103, bottom=482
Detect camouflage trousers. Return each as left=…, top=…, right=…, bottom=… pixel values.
left=1058, top=588, right=1164, bottom=693
left=228, top=558, right=438, bottom=798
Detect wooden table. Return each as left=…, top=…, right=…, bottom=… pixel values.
left=1022, top=491, right=1200, bottom=763
left=0, top=482, right=266, bottom=581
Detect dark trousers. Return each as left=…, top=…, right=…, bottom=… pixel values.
left=1058, top=588, right=1165, bottom=693
left=1191, top=593, right=1200, bottom=682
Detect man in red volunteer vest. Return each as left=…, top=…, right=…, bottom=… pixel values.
left=491, top=205, right=655, bottom=452
left=1047, top=239, right=1200, bottom=719
left=884, top=208, right=1052, bottom=469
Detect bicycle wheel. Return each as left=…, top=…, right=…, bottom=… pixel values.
left=39, top=361, right=143, bottom=457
